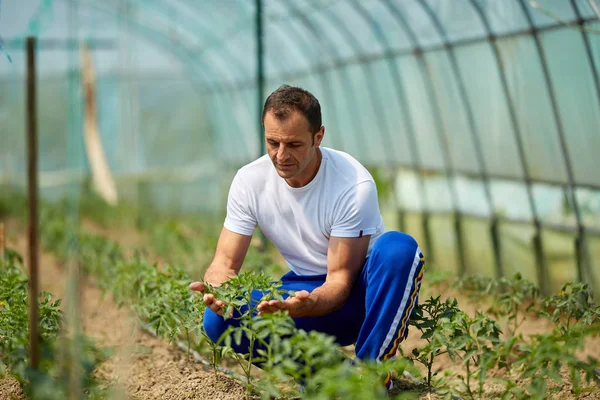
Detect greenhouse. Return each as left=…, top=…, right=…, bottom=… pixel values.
left=0, top=1, right=599, bottom=399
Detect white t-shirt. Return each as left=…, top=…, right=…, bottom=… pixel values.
left=224, top=147, right=386, bottom=276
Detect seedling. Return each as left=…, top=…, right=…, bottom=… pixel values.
left=409, top=296, right=461, bottom=386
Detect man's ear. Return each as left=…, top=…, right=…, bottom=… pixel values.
left=314, top=126, right=325, bottom=147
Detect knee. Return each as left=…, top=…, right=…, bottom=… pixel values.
left=373, top=231, right=421, bottom=270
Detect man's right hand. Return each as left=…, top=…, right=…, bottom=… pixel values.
left=189, top=281, right=229, bottom=316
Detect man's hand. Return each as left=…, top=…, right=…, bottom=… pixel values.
left=256, top=290, right=313, bottom=318
left=189, top=281, right=231, bottom=317
left=188, top=227, right=252, bottom=317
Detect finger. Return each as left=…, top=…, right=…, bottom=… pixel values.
left=203, top=294, right=215, bottom=305
left=294, top=290, right=310, bottom=300
left=207, top=302, right=223, bottom=315
left=189, top=281, right=204, bottom=292
left=258, top=304, right=279, bottom=314
left=268, top=302, right=286, bottom=312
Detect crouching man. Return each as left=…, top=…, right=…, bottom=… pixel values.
left=189, top=85, right=424, bottom=390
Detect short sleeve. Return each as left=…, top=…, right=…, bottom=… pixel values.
left=223, top=172, right=257, bottom=236
left=331, top=181, right=382, bottom=238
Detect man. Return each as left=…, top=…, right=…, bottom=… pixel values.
left=189, top=85, right=424, bottom=390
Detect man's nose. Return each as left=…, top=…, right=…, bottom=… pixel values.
left=277, top=145, right=289, bottom=161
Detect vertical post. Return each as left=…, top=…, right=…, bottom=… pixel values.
left=256, top=0, right=265, bottom=156
left=397, top=208, right=406, bottom=233
left=0, top=222, right=5, bottom=262
left=422, top=212, right=434, bottom=265
left=490, top=216, right=504, bottom=279
left=26, top=36, right=40, bottom=371
left=454, top=211, right=468, bottom=277
left=532, top=223, right=549, bottom=295
left=256, top=0, right=268, bottom=252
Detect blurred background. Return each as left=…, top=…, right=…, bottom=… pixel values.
left=1, top=0, right=599, bottom=295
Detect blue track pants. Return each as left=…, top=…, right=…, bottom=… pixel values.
left=204, top=231, right=425, bottom=362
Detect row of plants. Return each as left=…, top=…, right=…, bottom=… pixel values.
left=3, top=188, right=600, bottom=399
left=109, top=194, right=600, bottom=399
left=35, top=202, right=420, bottom=399
left=406, top=273, right=600, bottom=399
left=0, top=246, right=109, bottom=399
left=120, top=204, right=600, bottom=399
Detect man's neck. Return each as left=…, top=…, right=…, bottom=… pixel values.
left=286, top=147, right=322, bottom=188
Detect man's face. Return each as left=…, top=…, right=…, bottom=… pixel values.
left=264, top=110, right=324, bottom=185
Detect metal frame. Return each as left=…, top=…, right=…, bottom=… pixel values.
left=469, top=0, right=551, bottom=293
left=294, top=3, right=371, bottom=157
left=571, top=0, right=600, bottom=293
left=266, top=1, right=345, bottom=150
left=517, top=0, right=595, bottom=295
left=204, top=15, right=599, bottom=93
left=349, top=0, right=430, bottom=248
left=13, top=0, right=600, bottom=294
left=375, top=0, right=465, bottom=271
left=415, top=0, right=504, bottom=279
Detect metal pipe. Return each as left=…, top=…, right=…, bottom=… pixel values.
left=256, top=0, right=265, bottom=156
left=3, top=38, right=116, bottom=50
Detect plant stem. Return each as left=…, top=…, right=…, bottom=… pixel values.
left=465, top=359, right=474, bottom=399
left=212, top=345, right=218, bottom=374
left=428, top=353, right=434, bottom=386
left=186, top=328, right=190, bottom=360
left=246, top=334, right=255, bottom=395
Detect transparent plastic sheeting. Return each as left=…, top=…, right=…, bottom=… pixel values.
left=0, top=0, right=599, bottom=218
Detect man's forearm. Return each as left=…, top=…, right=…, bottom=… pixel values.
left=203, top=263, right=238, bottom=287
left=294, top=280, right=352, bottom=318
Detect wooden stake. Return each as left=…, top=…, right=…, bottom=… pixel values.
left=0, top=222, right=5, bottom=262
left=26, top=36, right=40, bottom=371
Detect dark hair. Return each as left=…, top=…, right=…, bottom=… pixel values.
left=261, top=85, right=322, bottom=134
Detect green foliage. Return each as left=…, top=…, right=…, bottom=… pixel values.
left=434, top=311, right=502, bottom=399
left=302, top=357, right=417, bottom=400
left=455, top=273, right=541, bottom=336
left=540, top=282, right=600, bottom=334
left=409, top=296, right=461, bottom=386
left=0, top=247, right=107, bottom=399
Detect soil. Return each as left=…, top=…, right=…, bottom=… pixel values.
left=0, top=378, right=24, bottom=400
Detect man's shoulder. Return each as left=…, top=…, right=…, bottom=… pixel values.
left=322, top=147, right=375, bottom=186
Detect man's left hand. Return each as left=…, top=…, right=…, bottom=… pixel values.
left=256, top=290, right=313, bottom=318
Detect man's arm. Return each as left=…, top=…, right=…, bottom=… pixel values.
left=202, top=227, right=252, bottom=285
left=257, top=234, right=371, bottom=318
left=189, top=227, right=252, bottom=315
